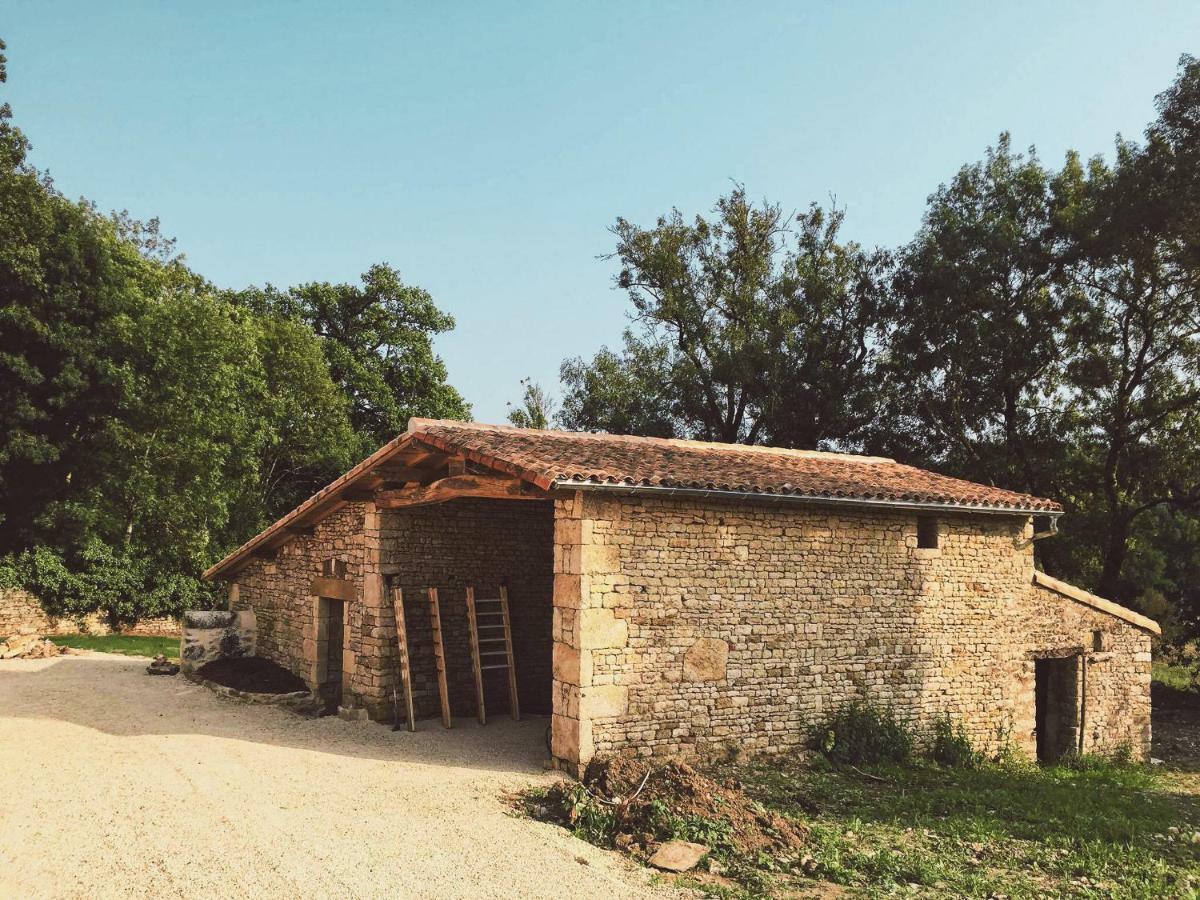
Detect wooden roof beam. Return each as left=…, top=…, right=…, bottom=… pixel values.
left=374, top=473, right=548, bottom=509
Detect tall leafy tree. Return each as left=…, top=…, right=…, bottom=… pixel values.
left=0, top=41, right=153, bottom=555
left=240, top=264, right=469, bottom=454
left=1053, top=142, right=1200, bottom=602
left=878, top=135, right=1074, bottom=498
left=560, top=187, right=891, bottom=447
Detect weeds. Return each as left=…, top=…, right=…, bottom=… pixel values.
left=929, top=714, right=982, bottom=768
left=812, top=701, right=914, bottom=765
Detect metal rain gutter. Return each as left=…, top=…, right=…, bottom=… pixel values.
left=551, top=479, right=1062, bottom=519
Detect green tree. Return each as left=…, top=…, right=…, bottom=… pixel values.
left=240, top=264, right=469, bottom=454
left=506, top=377, right=556, bottom=429
left=0, top=45, right=154, bottom=555
left=559, top=187, right=891, bottom=446
left=878, top=134, right=1074, bottom=499
left=249, top=312, right=358, bottom=520
left=1053, top=141, right=1200, bottom=603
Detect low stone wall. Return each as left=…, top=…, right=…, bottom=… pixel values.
left=180, top=610, right=256, bottom=673
left=0, top=589, right=55, bottom=638
left=0, top=588, right=180, bottom=639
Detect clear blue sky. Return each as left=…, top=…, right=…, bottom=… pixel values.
left=5, top=2, right=1198, bottom=423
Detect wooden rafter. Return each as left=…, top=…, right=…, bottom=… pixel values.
left=374, top=473, right=548, bottom=509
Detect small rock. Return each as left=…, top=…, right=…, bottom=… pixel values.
left=146, top=654, right=180, bottom=676
left=1192, top=832, right=1200, bottom=845
left=648, top=840, right=709, bottom=872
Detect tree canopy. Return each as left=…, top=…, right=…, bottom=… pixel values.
left=559, top=57, right=1200, bottom=645
left=0, top=39, right=469, bottom=619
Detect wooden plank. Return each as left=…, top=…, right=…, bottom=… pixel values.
left=311, top=576, right=356, bottom=601
left=465, top=586, right=487, bottom=725
left=499, top=584, right=520, bottom=721
left=375, top=474, right=548, bottom=509
left=428, top=587, right=452, bottom=729
left=391, top=586, right=416, bottom=732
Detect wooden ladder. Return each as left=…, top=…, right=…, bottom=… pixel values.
left=390, top=586, right=415, bottom=732
left=465, top=584, right=520, bottom=725
left=427, top=587, right=452, bottom=728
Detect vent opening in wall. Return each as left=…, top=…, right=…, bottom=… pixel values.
left=917, top=515, right=940, bottom=549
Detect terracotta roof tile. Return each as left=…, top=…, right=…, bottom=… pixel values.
left=409, top=419, right=1062, bottom=514
left=204, top=419, right=1062, bottom=579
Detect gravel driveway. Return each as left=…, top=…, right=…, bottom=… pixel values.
left=0, top=654, right=668, bottom=899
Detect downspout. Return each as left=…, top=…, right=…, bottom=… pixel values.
left=1077, top=651, right=1088, bottom=755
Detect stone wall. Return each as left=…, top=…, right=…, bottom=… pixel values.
left=550, top=492, right=1153, bottom=769
left=0, top=588, right=179, bottom=639
left=369, top=499, right=554, bottom=722
left=0, top=588, right=55, bottom=638
left=232, top=499, right=554, bottom=724
left=233, top=503, right=367, bottom=703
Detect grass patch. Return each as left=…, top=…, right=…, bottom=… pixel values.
left=48, top=633, right=178, bottom=660
left=530, top=751, right=1200, bottom=898
left=1154, top=660, right=1198, bottom=693
left=735, top=754, right=1200, bottom=898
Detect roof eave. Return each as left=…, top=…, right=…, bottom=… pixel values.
left=551, top=479, right=1063, bottom=518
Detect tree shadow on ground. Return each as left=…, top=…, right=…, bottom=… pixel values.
left=0, top=654, right=552, bottom=776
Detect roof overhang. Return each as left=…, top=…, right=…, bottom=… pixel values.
left=553, top=479, right=1063, bottom=519
left=1033, top=571, right=1161, bottom=635
left=204, top=422, right=1063, bottom=581
left=203, top=430, right=551, bottom=580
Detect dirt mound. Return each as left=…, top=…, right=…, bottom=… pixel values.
left=195, top=656, right=308, bottom=694
left=578, top=753, right=807, bottom=857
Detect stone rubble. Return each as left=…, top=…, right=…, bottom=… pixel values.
left=0, top=635, right=79, bottom=659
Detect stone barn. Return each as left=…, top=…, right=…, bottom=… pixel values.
left=203, top=419, right=1158, bottom=771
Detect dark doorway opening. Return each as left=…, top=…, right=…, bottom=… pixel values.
left=1035, top=656, right=1078, bottom=762
left=322, top=598, right=346, bottom=714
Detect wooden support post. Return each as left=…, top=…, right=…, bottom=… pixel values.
left=391, top=586, right=416, bottom=732
left=465, top=586, right=487, bottom=725
left=427, top=587, right=452, bottom=729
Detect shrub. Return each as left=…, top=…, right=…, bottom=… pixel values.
left=813, top=702, right=915, bottom=766
left=2, top=543, right=219, bottom=624
left=928, top=715, right=980, bottom=768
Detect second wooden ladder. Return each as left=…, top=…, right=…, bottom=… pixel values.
left=465, top=584, right=520, bottom=725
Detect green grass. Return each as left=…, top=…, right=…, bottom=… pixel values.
left=1154, top=660, right=1198, bottom=693
left=47, top=633, right=179, bottom=660
left=728, top=755, right=1200, bottom=898
left=533, top=752, right=1200, bottom=898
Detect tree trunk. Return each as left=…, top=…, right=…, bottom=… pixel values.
left=1097, top=511, right=1131, bottom=602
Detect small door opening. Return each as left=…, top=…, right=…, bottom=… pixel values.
left=321, top=598, right=346, bottom=714
left=1034, top=656, right=1078, bottom=762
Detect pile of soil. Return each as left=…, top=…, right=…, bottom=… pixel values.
left=195, top=656, right=308, bottom=694
left=572, top=753, right=808, bottom=857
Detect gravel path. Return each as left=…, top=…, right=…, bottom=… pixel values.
left=0, top=654, right=670, bottom=899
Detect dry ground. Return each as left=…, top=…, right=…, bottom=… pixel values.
left=0, top=654, right=670, bottom=900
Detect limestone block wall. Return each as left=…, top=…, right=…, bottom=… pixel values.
left=550, top=492, right=1153, bottom=769
left=232, top=503, right=367, bottom=703
left=369, top=499, right=555, bottom=723
left=0, top=588, right=179, bottom=638
left=0, top=588, right=56, bottom=638
left=231, top=498, right=554, bottom=724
